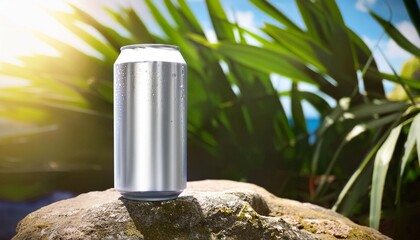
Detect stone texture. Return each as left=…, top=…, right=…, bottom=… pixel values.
left=13, top=180, right=390, bottom=240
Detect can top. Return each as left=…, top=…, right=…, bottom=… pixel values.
left=121, top=44, right=179, bottom=51
left=116, top=44, right=185, bottom=64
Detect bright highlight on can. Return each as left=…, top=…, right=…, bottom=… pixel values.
left=114, top=44, right=187, bottom=201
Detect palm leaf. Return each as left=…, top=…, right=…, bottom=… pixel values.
left=207, top=42, right=316, bottom=83
left=250, top=0, right=301, bottom=31
left=403, top=0, right=420, bottom=35
left=205, top=0, right=235, bottom=42
left=401, top=113, right=420, bottom=176
left=370, top=125, right=402, bottom=229
left=263, top=23, right=327, bottom=72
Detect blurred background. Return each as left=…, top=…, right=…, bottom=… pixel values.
left=0, top=0, right=419, bottom=239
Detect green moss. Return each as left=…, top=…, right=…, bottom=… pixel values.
left=95, top=227, right=142, bottom=239
left=302, top=223, right=318, bottom=234
left=34, top=222, right=50, bottom=229
left=91, top=226, right=108, bottom=239
left=299, top=219, right=378, bottom=240
left=218, top=207, right=234, bottom=215
left=347, top=228, right=376, bottom=240
left=125, top=228, right=143, bottom=237
left=236, top=203, right=261, bottom=228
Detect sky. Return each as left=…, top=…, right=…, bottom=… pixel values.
left=0, top=0, right=419, bottom=117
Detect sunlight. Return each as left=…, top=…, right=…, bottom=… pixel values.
left=0, top=0, right=65, bottom=63
left=0, top=0, right=106, bottom=66
left=0, top=0, right=126, bottom=89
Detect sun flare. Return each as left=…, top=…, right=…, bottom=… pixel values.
left=0, top=0, right=118, bottom=65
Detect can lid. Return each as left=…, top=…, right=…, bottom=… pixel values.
left=121, top=44, right=179, bottom=51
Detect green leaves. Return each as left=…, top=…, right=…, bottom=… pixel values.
left=211, top=42, right=316, bottom=83
left=205, top=0, right=235, bottom=41
left=250, top=0, right=301, bottom=32
left=263, top=23, right=328, bottom=72
left=401, top=113, right=420, bottom=177
left=370, top=125, right=402, bottom=229
left=403, top=0, right=420, bottom=35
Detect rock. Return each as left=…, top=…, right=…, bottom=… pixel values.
left=13, top=180, right=390, bottom=240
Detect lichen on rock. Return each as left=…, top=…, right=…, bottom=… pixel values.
left=13, top=180, right=390, bottom=240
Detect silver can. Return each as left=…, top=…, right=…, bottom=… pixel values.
left=114, top=44, right=187, bottom=201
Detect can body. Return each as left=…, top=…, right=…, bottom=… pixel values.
left=114, top=44, right=187, bottom=201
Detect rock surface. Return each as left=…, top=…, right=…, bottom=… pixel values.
left=13, top=180, right=390, bottom=240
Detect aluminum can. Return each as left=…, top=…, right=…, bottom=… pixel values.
left=114, top=44, right=187, bottom=201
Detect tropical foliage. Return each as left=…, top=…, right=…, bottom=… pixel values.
left=0, top=0, right=418, bottom=236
